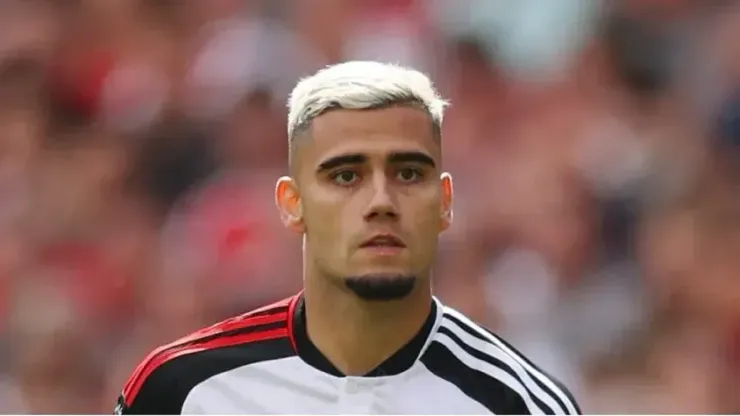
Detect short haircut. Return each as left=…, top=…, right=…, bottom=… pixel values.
left=286, top=61, right=449, bottom=160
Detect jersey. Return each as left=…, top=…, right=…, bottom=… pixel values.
left=116, top=293, right=581, bottom=414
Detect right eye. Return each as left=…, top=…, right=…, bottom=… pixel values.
left=331, top=170, right=360, bottom=186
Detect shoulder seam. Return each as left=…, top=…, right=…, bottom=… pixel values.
left=438, top=320, right=566, bottom=414
left=441, top=308, right=580, bottom=414
left=122, top=304, right=290, bottom=407
left=431, top=333, right=548, bottom=414
left=123, top=324, right=289, bottom=407
left=245, top=296, right=293, bottom=316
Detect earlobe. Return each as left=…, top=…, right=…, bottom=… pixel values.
left=440, top=172, right=454, bottom=231
left=275, top=176, right=305, bottom=233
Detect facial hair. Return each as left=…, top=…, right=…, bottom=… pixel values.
left=344, top=274, right=416, bottom=301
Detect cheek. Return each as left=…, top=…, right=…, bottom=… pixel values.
left=403, top=194, right=443, bottom=240
left=303, top=197, right=346, bottom=246
left=410, top=208, right=440, bottom=235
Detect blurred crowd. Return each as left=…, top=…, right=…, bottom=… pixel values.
left=1, top=0, right=740, bottom=413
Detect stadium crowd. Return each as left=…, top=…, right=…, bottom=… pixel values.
left=0, top=0, right=739, bottom=413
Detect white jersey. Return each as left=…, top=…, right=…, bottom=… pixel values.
left=117, top=294, right=580, bottom=414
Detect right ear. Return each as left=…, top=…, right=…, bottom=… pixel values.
left=275, top=176, right=305, bottom=234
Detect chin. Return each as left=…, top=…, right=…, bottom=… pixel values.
left=343, top=273, right=417, bottom=301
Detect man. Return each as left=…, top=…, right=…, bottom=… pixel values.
left=115, top=61, right=581, bottom=414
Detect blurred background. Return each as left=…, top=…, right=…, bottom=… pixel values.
left=1, top=0, right=740, bottom=413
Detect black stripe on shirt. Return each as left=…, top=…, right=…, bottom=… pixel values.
left=444, top=312, right=581, bottom=415
left=437, top=325, right=555, bottom=414
left=421, top=339, right=531, bottom=414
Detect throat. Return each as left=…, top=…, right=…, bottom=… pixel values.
left=298, top=289, right=434, bottom=377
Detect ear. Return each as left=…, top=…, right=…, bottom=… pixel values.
left=275, top=176, right=305, bottom=234
left=440, top=172, right=454, bottom=232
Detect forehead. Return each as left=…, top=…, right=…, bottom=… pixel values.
left=303, top=106, right=439, bottom=163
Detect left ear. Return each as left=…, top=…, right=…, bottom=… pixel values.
left=440, top=172, right=453, bottom=231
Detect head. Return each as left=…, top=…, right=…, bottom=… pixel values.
left=276, top=61, right=453, bottom=301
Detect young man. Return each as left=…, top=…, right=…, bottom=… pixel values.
left=115, top=61, right=581, bottom=415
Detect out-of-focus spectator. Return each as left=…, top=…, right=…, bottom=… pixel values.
left=4, top=275, right=106, bottom=413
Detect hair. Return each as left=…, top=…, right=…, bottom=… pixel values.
left=286, top=61, right=449, bottom=158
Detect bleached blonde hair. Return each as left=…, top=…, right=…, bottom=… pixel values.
left=286, top=61, right=449, bottom=144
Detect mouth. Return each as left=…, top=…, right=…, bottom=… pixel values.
left=360, top=234, right=406, bottom=250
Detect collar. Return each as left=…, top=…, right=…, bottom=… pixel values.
left=288, top=293, right=439, bottom=377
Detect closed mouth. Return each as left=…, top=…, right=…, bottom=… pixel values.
left=360, top=235, right=406, bottom=248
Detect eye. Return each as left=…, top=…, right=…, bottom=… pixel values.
left=331, top=170, right=360, bottom=186
left=397, top=168, right=423, bottom=183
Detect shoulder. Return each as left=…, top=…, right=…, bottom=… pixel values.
left=424, top=305, right=581, bottom=415
left=115, top=297, right=297, bottom=414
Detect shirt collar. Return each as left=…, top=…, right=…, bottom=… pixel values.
left=289, top=293, right=439, bottom=377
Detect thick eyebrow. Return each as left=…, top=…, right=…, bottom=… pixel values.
left=316, top=153, right=367, bottom=173
left=387, top=151, right=436, bottom=168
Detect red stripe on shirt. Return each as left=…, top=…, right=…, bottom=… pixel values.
left=122, top=306, right=289, bottom=406
left=125, top=326, right=288, bottom=406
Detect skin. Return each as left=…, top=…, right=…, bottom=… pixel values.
left=275, top=105, right=453, bottom=376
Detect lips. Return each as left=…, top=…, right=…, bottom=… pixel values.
left=360, top=234, right=406, bottom=248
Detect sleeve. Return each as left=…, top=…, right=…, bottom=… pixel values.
left=562, top=387, right=582, bottom=415
left=114, top=359, right=186, bottom=415
left=548, top=377, right=582, bottom=415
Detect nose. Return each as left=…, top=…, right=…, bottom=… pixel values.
left=364, top=177, right=399, bottom=222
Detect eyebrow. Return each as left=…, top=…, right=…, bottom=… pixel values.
left=316, top=151, right=437, bottom=173
left=387, top=151, right=436, bottom=168
left=316, top=153, right=367, bottom=172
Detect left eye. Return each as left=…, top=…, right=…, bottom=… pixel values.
left=397, top=168, right=422, bottom=182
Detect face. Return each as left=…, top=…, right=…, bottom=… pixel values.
left=276, top=106, right=453, bottom=299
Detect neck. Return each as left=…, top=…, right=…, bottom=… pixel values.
left=302, top=271, right=432, bottom=376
